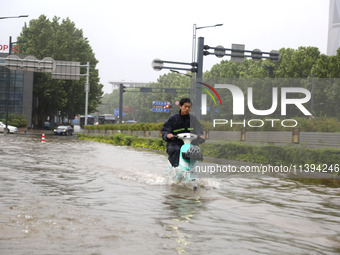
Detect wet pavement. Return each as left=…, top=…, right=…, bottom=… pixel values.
left=0, top=134, right=339, bottom=254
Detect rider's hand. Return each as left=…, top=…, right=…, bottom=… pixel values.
left=167, top=133, right=174, bottom=139
left=199, top=135, right=206, bottom=144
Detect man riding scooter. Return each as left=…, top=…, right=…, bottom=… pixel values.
left=161, top=98, right=205, bottom=168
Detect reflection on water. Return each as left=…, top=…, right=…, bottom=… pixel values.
left=160, top=187, right=207, bottom=254
left=0, top=135, right=339, bottom=254
left=164, top=192, right=204, bottom=222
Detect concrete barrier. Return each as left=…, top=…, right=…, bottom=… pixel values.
left=299, top=132, right=340, bottom=148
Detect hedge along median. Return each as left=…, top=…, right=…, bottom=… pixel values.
left=201, top=141, right=340, bottom=166
left=78, top=133, right=166, bottom=151
left=84, top=118, right=340, bottom=132
left=78, top=133, right=340, bottom=166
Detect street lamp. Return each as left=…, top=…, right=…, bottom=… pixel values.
left=192, top=23, right=223, bottom=63
left=0, top=15, right=29, bottom=19
left=191, top=24, right=223, bottom=119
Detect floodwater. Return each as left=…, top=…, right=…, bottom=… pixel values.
left=0, top=135, right=339, bottom=255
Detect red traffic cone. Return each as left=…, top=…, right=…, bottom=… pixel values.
left=41, top=132, right=45, bottom=143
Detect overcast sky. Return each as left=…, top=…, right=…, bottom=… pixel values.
left=1, top=0, right=330, bottom=93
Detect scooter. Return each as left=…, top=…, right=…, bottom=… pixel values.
left=168, top=133, right=204, bottom=191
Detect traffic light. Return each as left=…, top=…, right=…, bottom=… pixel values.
left=119, top=84, right=126, bottom=95
left=119, top=84, right=127, bottom=124
left=163, top=104, right=172, bottom=109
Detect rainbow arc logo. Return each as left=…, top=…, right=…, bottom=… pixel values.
left=198, top=82, right=222, bottom=115
left=198, top=82, right=222, bottom=106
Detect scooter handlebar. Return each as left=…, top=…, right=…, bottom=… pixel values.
left=170, top=133, right=205, bottom=143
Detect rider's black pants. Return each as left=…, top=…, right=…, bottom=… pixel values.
left=167, top=144, right=181, bottom=167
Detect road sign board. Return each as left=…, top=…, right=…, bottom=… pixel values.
left=152, top=101, right=170, bottom=106
left=152, top=108, right=170, bottom=113
left=114, top=108, right=125, bottom=116
left=152, top=105, right=164, bottom=109
left=123, top=105, right=133, bottom=113
left=165, top=88, right=176, bottom=93
left=140, top=87, right=152, bottom=92
left=51, top=60, right=80, bottom=80
left=231, top=44, right=245, bottom=62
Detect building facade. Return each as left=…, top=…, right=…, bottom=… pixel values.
left=0, top=53, right=34, bottom=128
left=327, top=0, right=340, bottom=55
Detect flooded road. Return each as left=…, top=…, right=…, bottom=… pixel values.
left=0, top=135, right=339, bottom=254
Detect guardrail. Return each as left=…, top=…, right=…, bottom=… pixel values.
left=84, top=129, right=340, bottom=149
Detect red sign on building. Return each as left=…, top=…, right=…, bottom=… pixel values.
left=0, top=44, right=20, bottom=52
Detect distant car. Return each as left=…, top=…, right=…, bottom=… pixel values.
left=53, top=125, right=73, bottom=136
left=0, top=121, right=18, bottom=134
left=125, top=120, right=139, bottom=124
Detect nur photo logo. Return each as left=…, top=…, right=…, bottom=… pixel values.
left=199, top=79, right=313, bottom=129
left=198, top=82, right=223, bottom=115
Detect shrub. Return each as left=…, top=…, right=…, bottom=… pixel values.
left=112, top=133, right=125, bottom=145
left=1, top=114, right=28, bottom=127
left=123, top=135, right=136, bottom=146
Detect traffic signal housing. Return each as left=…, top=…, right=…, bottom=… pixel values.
left=119, top=84, right=127, bottom=124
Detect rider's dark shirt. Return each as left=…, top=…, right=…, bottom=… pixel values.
left=161, top=111, right=203, bottom=148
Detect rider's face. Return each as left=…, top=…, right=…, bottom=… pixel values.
left=180, top=102, right=191, bottom=115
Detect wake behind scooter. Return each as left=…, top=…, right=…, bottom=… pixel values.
left=168, top=133, right=204, bottom=191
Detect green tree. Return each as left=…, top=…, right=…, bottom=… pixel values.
left=17, top=15, right=103, bottom=127
left=97, top=46, right=339, bottom=122
left=274, top=47, right=320, bottom=78
left=204, top=46, right=340, bottom=120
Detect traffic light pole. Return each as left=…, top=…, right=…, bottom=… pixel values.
left=194, top=37, right=204, bottom=120
left=119, top=84, right=124, bottom=124
left=152, top=37, right=280, bottom=121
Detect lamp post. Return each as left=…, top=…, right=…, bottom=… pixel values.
left=191, top=24, right=223, bottom=118
left=84, top=62, right=90, bottom=126
left=192, top=23, right=223, bottom=63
